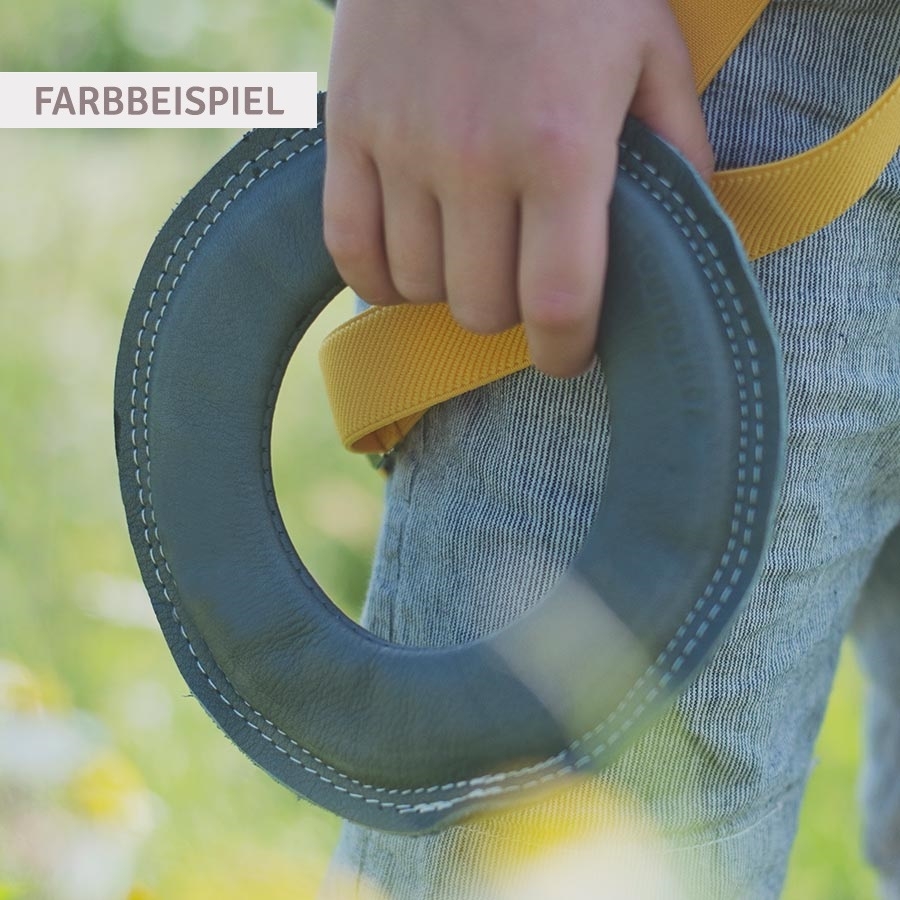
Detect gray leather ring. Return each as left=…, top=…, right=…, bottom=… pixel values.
left=114, top=94, right=785, bottom=833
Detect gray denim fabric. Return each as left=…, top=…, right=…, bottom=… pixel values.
left=322, top=1, right=900, bottom=897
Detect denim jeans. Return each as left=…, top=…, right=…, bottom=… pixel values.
left=322, top=1, right=900, bottom=896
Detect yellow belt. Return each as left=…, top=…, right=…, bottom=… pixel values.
left=320, top=0, right=900, bottom=456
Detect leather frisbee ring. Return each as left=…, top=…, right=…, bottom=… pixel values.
left=114, top=95, right=785, bottom=834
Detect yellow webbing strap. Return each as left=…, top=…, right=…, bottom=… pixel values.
left=321, top=304, right=532, bottom=454
left=668, top=0, right=772, bottom=93
left=711, top=76, right=900, bottom=261
left=320, top=1, right=900, bottom=456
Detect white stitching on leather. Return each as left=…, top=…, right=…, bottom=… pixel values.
left=394, top=149, right=765, bottom=815
left=130, top=125, right=767, bottom=815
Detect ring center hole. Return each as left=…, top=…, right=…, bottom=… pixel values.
left=270, top=290, right=383, bottom=625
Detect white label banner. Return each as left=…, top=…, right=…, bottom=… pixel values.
left=1, top=72, right=318, bottom=128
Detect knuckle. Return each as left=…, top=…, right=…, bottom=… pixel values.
left=428, top=111, right=502, bottom=180
left=452, top=127, right=498, bottom=176
left=525, top=111, right=592, bottom=173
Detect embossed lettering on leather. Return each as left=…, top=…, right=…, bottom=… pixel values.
left=114, top=94, right=785, bottom=833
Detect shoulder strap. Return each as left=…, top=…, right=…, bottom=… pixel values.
left=320, top=0, right=900, bottom=455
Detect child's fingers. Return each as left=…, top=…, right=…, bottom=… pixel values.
left=380, top=171, right=445, bottom=304
left=517, top=164, right=612, bottom=378
left=323, top=140, right=403, bottom=305
left=630, top=13, right=715, bottom=181
left=441, top=186, right=520, bottom=335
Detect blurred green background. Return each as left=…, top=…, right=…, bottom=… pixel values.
left=0, top=2, right=881, bottom=897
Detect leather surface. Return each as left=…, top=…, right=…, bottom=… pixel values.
left=114, top=93, right=785, bottom=833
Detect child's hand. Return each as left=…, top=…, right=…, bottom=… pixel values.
left=323, top=0, right=714, bottom=377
